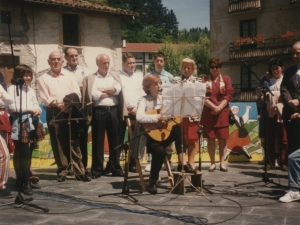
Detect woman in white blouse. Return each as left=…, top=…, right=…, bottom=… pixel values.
left=7, top=64, right=43, bottom=195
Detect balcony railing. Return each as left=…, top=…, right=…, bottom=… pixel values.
left=229, top=0, right=263, bottom=13
left=231, top=84, right=259, bottom=102
left=229, top=38, right=295, bottom=60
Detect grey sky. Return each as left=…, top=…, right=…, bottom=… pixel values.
left=161, top=0, right=210, bottom=30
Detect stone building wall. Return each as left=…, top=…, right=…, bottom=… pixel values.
left=210, top=0, right=300, bottom=85
left=0, top=5, right=122, bottom=102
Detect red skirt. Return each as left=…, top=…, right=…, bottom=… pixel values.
left=203, top=126, right=229, bottom=139
left=182, top=118, right=199, bottom=142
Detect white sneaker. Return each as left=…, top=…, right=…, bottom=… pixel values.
left=279, top=190, right=300, bottom=203
left=145, top=163, right=151, bottom=172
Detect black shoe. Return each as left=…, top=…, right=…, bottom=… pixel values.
left=30, top=182, right=41, bottom=189
left=177, top=164, right=197, bottom=174
left=57, top=176, right=66, bottom=182
left=76, top=175, right=91, bottom=182
left=129, top=165, right=138, bottom=173
left=112, top=170, right=124, bottom=177
left=0, top=189, right=13, bottom=199
left=220, top=166, right=228, bottom=172
left=102, top=168, right=112, bottom=176
left=148, top=183, right=157, bottom=194
left=22, top=182, right=33, bottom=195
left=85, top=169, right=89, bottom=175
left=91, top=173, right=101, bottom=179
left=208, top=165, right=216, bottom=172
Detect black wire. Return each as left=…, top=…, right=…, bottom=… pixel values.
left=26, top=191, right=209, bottom=225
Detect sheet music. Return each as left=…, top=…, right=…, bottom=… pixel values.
left=161, top=82, right=206, bottom=118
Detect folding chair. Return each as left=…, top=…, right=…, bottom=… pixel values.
left=125, top=118, right=174, bottom=191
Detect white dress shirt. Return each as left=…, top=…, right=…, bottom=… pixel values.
left=38, top=70, right=81, bottom=106
left=92, top=72, right=121, bottom=107
left=7, top=85, right=41, bottom=113
left=119, top=70, right=145, bottom=108
left=63, top=64, right=89, bottom=88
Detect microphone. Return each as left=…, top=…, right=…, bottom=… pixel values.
left=263, top=81, right=274, bottom=96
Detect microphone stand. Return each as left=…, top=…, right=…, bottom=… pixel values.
left=98, top=119, right=173, bottom=202
left=190, top=118, right=214, bottom=194
left=2, top=11, right=48, bottom=211
left=234, top=60, right=282, bottom=188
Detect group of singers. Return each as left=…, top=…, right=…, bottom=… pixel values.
left=1, top=41, right=300, bottom=201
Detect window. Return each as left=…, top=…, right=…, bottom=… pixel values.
left=148, top=53, right=155, bottom=60
left=135, top=65, right=143, bottom=72
left=240, top=19, right=256, bottom=49
left=241, top=65, right=258, bottom=92
left=240, top=19, right=256, bottom=38
left=62, top=13, right=79, bottom=46
left=133, top=53, right=143, bottom=60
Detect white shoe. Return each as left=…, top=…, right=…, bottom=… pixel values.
left=145, top=163, right=151, bottom=172
left=279, top=190, right=300, bottom=203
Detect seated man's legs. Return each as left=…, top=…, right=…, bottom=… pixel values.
left=279, top=149, right=300, bottom=202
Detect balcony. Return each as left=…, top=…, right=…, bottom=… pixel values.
left=231, top=84, right=259, bottom=102
left=229, top=38, right=295, bottom=60
left=229, top=0, right=263, bottom=13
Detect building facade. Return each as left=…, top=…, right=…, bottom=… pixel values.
left=0, top=0, right=137, bottom=98
left=122, top=43, right=163, bottom=76
left=210, top=0, right=300, bottom=98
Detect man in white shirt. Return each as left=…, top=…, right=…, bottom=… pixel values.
left=38, top=51, right=90, bottom=182
left=63, top=47, right=89, bottom=172
left=119, top=53, right=145, bottom=173
left=82, top=54, right=127, bottom=178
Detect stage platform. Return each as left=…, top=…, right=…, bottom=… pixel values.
left=1, top=162, right=297, bottom=225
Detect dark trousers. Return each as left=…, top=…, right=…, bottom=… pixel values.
left=284, top=118, right=300, bottom=155
left=118, top=115, right=136, bottom=167
left=147, top=124, right=186, bottom=181
left=266, top=116, right=288, bottom=167
left=91, top=107, right=121, bottom=175
left=79, top=124, right=89, bottom=169
left=46, top=107, right=85, bottom=176
left=13, top=141, right=33, bottom=188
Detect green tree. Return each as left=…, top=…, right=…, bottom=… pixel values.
left=106, top=0, right=179, bottom=43
left=147, top=35, right=210, bottom=76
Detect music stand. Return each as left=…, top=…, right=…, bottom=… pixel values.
left=47, top=98, right=88, bottom=189
left=160, top=82, right=211, bottom=201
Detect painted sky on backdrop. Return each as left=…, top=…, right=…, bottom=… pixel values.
left=161, top=0, right=210, bottom=30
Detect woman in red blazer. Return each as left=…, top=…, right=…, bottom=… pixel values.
left=201, top=57, right=233, bottom=172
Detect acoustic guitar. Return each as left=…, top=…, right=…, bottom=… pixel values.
left=142, top=109, right=181, bottom=142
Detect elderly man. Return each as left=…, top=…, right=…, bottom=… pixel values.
left=38, top=51, right=90, bottom=182
left=118, top=53, right=145, bottom=173
left=82, top=54, right=127, bottom=179
left=63, top=47, right=89, bottom=172
left=280, top=41, right=300, bottom=202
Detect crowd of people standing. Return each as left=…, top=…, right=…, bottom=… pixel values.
left=1, top=41, right=300, bottom=201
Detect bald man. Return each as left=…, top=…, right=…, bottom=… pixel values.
left=38, top=51, right=90, bottom=182
left=82, top=54, right=127, bottom=178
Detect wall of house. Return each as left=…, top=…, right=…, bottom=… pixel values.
left=210, top=0, right=300, bottom=86
left=0, top=5, right=123, bottom=95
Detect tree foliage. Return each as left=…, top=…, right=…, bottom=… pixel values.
left=148, top=34, right=210, bottom=77
left=106, top=0, right=179, bottom=43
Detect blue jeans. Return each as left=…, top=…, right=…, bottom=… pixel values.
left=288, top=149, right=300, bottom=188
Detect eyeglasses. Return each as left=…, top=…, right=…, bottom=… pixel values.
left=210, top=66, right=220, bottom=69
